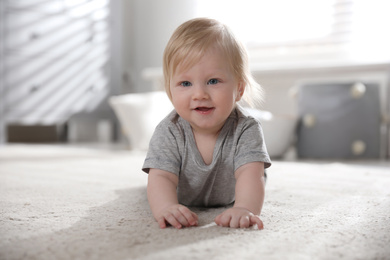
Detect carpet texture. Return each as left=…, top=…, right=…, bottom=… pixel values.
left=0, top=145, right=389, bottom=260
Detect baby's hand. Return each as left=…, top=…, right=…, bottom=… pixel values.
left=156, top=204, right=198, bottom=229
left=214, top=207, right=264, bottom=229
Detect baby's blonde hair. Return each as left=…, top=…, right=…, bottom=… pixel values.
left=163, top=18, right=263, bottom=107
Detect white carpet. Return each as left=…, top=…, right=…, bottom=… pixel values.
left=1, top=144, right=389, bottom=260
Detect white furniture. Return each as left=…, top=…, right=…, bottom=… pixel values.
left=109, top=91, right=174, bottom=150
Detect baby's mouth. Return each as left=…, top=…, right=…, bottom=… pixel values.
left=194, top=107, right=214, bottom=113
left=195, top=107, right=212, bottom=111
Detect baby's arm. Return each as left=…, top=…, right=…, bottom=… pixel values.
left=147, top=169, right=198, bottom=229
left=215, top=162, right=265, bottom=229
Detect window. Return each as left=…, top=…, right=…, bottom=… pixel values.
left=195, top=0, right=390, bottom=64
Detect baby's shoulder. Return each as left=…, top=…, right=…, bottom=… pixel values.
left=233, top=106, right=263, bottom=127
left=155, top=110, right=187, bottom=135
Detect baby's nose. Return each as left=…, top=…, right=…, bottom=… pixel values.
left=192, top=84, right=209, bottom=100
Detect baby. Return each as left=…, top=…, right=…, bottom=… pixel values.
left=142, top=18, right=271, bottom=229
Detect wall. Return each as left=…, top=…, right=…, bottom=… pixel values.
left=121, top=0, right=197, bottom=93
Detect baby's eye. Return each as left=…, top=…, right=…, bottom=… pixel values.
left=207, top=78, right=219, bottom=85
left=180, top=81, right=192, bottom=87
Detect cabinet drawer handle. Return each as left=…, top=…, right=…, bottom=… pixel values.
left=350, top=82, right=366, bottom=99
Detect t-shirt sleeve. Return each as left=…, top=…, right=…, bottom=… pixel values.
left=142, top=122, right=182, bottom=175
left=234, top=118, right=272, bottom=171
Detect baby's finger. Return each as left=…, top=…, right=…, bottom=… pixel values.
left=172, top=210, right=190, bottom=227
left=165, top=213, right=182, bottom=229
left=157, top=217, right=167, bottom=229
left=250, top=215, right=264, bottom=230
left=219, top=214, right=232, bottom=227
left=178, top=207, right=198, bottom=226
left=214, top=213, right=222, bottom=225
left=239, top=215, right=250, bottom=228
left=229, top=215, right=241, bottom=228
left=191, top=211, right=199, bottom=223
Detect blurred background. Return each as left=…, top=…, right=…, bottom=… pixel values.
left=0, top=0, right=389, bottom=160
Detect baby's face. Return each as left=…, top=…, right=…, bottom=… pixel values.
left=169, top=48, right=243, bottom=135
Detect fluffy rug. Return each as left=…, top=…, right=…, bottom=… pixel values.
left=0, top=144, right=389, bottom=260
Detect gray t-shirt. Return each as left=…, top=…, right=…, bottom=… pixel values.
left=142, top=106, right=271, bottom=207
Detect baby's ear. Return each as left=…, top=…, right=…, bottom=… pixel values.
left=236, top=81, right=245, bottom=101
